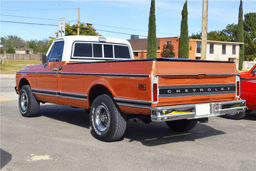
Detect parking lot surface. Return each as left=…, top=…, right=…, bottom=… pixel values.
left=1, top=77, right=256, bottom=171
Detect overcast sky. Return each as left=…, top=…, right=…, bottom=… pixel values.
left=1, top=0, right=255, bottom=41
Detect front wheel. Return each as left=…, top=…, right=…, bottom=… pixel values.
left=165, top=119, right=198, bottom=132
left=19, top=85, right=40, bottom=117
left=90, top=94, right=127, bottom=142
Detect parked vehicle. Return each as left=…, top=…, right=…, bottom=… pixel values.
left=15, top=35, right=246, bottom=142
left=240, top=64, right=256, bottom=113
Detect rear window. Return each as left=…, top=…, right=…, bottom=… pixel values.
left=104, top=45, right=113, bottom=58
left=114, top=45, right=130, bottom=58
left=93, top=44, right=102, bottom=57
left=74, top=43, right=92, bottom=57
left=72, top=42, right=131, bottom=59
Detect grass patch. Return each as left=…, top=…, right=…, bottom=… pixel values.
left=0, top=60, right=41, bottom=74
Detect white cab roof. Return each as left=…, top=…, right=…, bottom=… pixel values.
left=47, top=35, right=133, bottom=62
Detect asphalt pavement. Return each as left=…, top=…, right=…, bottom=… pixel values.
left=1, top=76, right=256, bottom=171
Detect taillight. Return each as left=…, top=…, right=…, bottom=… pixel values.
left=236, top=81, right=240, bottom=96
left=153, top=83, right=158, bottom=102
left=236, top=76, right=240, bottom=97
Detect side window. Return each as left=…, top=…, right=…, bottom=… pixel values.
left=114, top=45, right=130, bottom=59
left=104, top=45, right=113, bottom=58
left=47, top=44, right=54, bottom=61
left=74, top=43, right=92, bottom=57
left=252, top=66, right=256, bottom=73
left=93, top=44, right=102, bottom=57
left=49, top=41, right=64, bottom=62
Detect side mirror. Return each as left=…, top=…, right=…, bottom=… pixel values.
left=250, top=73, right=255, bottom=77
left=42, top=55, right=47, bottom=65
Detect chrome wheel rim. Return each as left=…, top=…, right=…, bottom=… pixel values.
left=95, top=104, right=110, bottom=132
left=20, top=90, right=28, bottom=112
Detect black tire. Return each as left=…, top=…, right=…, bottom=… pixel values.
left=90, top=94, right=127, bottom=142
left=19, top=85, right=40, bottom=117
left=226, top=111, right=246, bottom=120
left=246, top=110, right=253, bottom=115
left=165, top=119, right=198, bottom=132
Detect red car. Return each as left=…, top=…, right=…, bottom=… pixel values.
left=240, top=64, right=256, bottom=113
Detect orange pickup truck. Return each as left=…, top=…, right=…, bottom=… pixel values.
left=15, top=35, right=246, bottom=142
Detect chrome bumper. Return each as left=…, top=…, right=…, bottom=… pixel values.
left=151, top=100, right=246, bottom=122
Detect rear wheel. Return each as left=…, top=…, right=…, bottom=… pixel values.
left=90, top=94, right=127, bottom=142
left=165, top=119, right=198, bottom=132
left=19, top=85, right=40, bottom=117
left=226, top=111, right=246, bottom=120
left=246, top=110, right=253, bottom=115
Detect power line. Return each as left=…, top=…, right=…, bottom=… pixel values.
left=2, top=6, right=77, bottom=10
left=1, top=20, right=147, bottom=37
left=1, top=14, right=175, bottom=36
left=1, top=14, right=76, bottom=22
left=1, top=20, right=58, bottom=26
left=1, top=6, right=77, bottom=11
left=96, top=29, right=146, bottom=37
left=91, top=23, right=176, bottom=36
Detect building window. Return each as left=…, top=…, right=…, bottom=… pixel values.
left=26, top=50, right=29, bottom=54
left=210, top=43, right=214, bottom=54
left=166, top=41, right=172, bottom=45
left=196, top=42, right=201, bottom=53
left=196, top=57, right=201, bottom=60
left=228, top=58, right=236, bottom=62
left=222, top=44, right=226, bottom=54
left=134, top=52, right=138, bottom=57
left=232, top=45, right=236, bottom=55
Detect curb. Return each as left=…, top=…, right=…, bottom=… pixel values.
left=0, top=74, right=16, bottom=78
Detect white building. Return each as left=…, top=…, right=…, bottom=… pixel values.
left=195, top=40, right=243, bottom=69
left=15, top=48, right=34, bottom=55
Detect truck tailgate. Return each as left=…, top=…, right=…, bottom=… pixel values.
left=153, top=60, right=238, bottom=107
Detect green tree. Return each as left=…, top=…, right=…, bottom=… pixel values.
left=0, top=35, right=25, bottom=49
left=179, top=0, right=189, bottom=58
left=6, top=46, right=15, bottom=53
left=237, top=0, right=244, bottom=70
left=48, top=23, right=101, bottom=47
left=161, top=44, right=175, bottom=57
left=244, top=13, right=256, bottom=60
left=190, top=33, right=201, bottom=39
left=147, top=0, right=157, bottom=58
left=0, top=48, right=4, bottom=54
left=28, top=40, right=38, bottom=53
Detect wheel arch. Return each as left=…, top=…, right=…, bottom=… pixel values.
left=88, top=82, right=116, bottom=108
left=18, top=77, right=31, bottom=91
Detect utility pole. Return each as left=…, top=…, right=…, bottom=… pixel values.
left=77, top=7, right=80, bottom=35
left=201, top=0, right=208, bottom=60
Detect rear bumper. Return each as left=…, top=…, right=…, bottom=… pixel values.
left=151, top=100, right=246, bottom=122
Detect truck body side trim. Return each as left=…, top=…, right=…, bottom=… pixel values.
left=32, top=89, right=88, bottom=101
left=114, top=98, right=151, bottom=108
left=17, top=72, right=150, bottom=78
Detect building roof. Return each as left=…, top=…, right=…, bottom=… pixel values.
left=14, top=48, right=33, bottom=51
left=194, top=39, right=244, bottom=45
left=128, top=38, right=160, bottom=51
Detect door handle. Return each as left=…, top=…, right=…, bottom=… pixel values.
left=52, top=68, right=58, bottom=71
